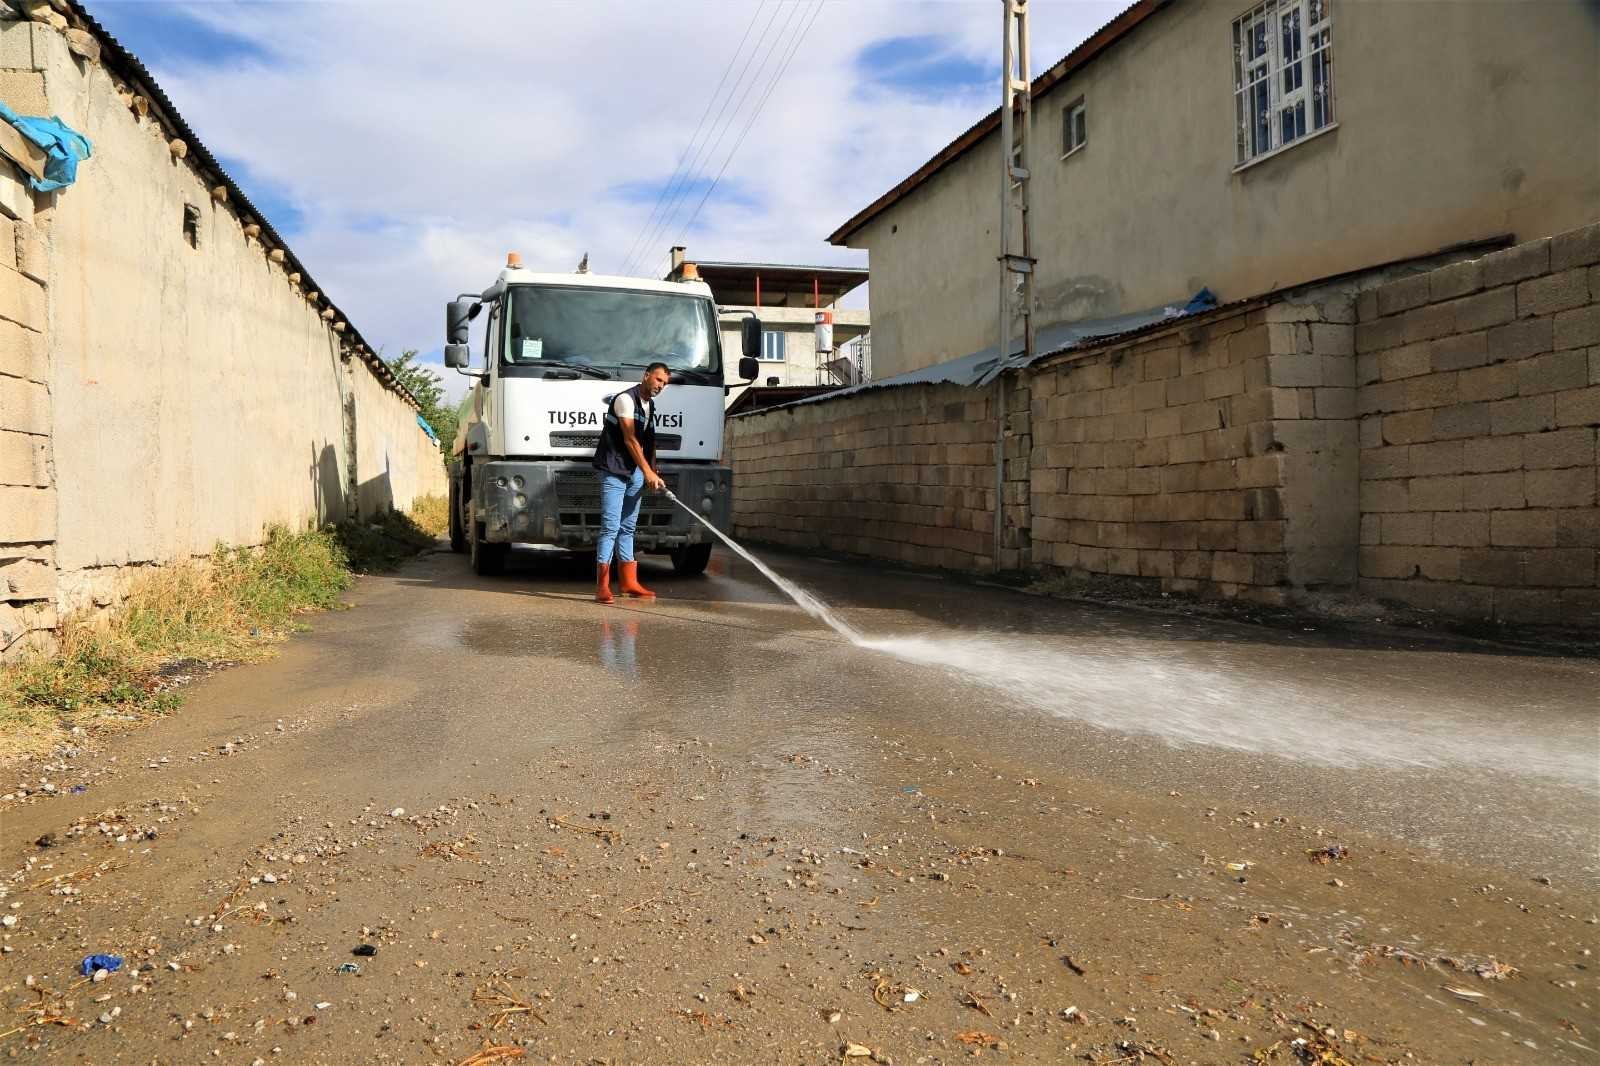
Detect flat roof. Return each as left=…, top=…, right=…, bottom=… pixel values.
left=678, top=260, right=868, bottom=308
left=827, top=0, right=1167, bottom=245
left=725, top=384, right=842, bottom=416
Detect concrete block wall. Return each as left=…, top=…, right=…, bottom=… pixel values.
left=0, top=14, right=445, bottom=659
left=1355, top=222, right=1600, bottom=625
left=728, top=383, right=1001, bottom=570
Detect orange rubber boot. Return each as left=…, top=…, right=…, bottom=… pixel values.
left=619, top=561, right=655, bottom=599
left=595, top=563, right=614, bottom=604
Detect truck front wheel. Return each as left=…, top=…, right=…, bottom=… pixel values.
left=448, top=477, right=466, bottom=553
left=671, top=544, right=713, bottom=576
left=470, top=517, right=507, bottom=576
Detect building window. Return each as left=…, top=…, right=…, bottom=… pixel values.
left=761, top=330, right=786, bottom=362
left=182, top=203, right=201, bottom=249
left=1232, top=0, right=1334, bottom=166
left=1062, top=98, right=1086, bottom=156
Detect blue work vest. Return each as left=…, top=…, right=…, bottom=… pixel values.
left=592, top=385, right=657, bottom=478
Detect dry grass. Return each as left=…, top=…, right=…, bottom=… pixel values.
left=1, top=498, right=441, bottom=763
left=409, top=493, right=450, bottom=539
left=0, top=526, right=351, bottom=760
left=332, top=506, right=440, bottom=573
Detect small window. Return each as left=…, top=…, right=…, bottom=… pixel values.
left=1232, top=0, right=1334, bottom=166
left=182, top=203, right=201, bottom=248
left=761, top=330, right=786, bottom=362
left=1062, top=99, right=1086, bottom=156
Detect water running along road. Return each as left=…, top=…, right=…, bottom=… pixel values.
left=1, top=546, right=1595, bottom=1063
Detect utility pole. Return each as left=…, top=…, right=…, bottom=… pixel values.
left=995, top=0, right=1035, bottom=571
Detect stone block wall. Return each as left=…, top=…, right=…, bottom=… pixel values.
left=0, top=151, right=53, bottom=656
left=728, top=383, right=1002, bottom=570
left=726, top=229, right=1596, bottom=628
left=1355, top=222, right=1600, bottom=625
left=1027, top=296, right=1357, bottom=604
left=729, top=287, right=1361, bottom=605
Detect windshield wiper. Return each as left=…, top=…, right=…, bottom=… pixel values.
left=535, top=360, right=611, bottom=379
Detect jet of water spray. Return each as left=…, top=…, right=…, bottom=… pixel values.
left=662, top=490, right=862, bottom=642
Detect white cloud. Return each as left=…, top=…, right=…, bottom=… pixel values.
left=143, top=0, right=1124, bottom=398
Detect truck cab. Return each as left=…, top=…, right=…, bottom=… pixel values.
left=444, top=256, right=760, bottom=576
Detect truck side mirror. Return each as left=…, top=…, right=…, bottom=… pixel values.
left=738, top=356, right=760, bottom=381
left=446, top=299, right=474, bottom=345
left=741, top=318, right=762, bottom=360
left=444, top=343, right=470, bottom=369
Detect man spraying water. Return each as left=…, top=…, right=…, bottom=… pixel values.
left=591, top=363, right=670, bottom=603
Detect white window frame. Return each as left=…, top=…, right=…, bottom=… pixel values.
left=1061, top=97, right=1087, bottom=158
left=1232, top=0, right=1335, bottom=169
left=760, top=329, right=786, bottom=362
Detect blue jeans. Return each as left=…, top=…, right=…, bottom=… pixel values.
left=596, top=467, right=644, bottom=564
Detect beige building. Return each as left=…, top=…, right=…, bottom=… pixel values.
left=830, top=0, right=1600, bottom=380
left=665, top=248, right=869, bottom=401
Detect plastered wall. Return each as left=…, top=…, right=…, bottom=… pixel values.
left=848, top=0, right=1600, bottom=380
left=0, top=15, right=445, bottom=658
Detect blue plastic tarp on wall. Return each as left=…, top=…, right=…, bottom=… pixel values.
left=0, top=102, right=92, bottom=192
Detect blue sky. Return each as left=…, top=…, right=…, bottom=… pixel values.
left=82, top=1, right=1122, bottom=394
left=856, top=34, right=994, bottom=96
left=91, top=0, right=274, bottom=67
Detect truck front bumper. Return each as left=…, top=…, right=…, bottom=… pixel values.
left=472, top=461, right=732, bottom=550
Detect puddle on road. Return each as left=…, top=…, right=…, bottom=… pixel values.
left=415, top=559, right=1599, bottom=794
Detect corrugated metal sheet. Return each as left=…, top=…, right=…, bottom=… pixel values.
left=760, top=289, right=1234, bottom=413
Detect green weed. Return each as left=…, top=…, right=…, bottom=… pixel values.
left=1, top=503, right=437, bottom=761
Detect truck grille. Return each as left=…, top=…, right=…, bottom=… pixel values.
left=551, top=469, right=683, bottom=529
left=550, top=431, right=683, bottom=451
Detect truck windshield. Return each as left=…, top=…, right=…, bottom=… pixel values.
left=504, top=285, right=720, bottom=376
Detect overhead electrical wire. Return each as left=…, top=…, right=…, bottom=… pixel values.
left=661, top=0, right=827, bottom=276
left=620, top=0, right=801, bottom=277
left=615, top=1, right=769, bottom=276
left=619, top=1, right=793, bottom=276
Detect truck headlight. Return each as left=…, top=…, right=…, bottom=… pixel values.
left=703, top=479, right=716, bottom=495
left=512, top=475, right=525, bottom=490
left=514, top=493, right=528, bottom=510
left=700, top=497, right=714, bottom=514
left=494, top=476, right=508, bottom=489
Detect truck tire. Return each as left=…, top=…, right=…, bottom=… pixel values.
left=448, top=477, right=466, bottom=553
left=470, top=517, right=507, bottom=576
left=671, top=543, right=713, bottom=576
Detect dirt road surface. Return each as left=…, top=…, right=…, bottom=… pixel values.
left=2, top=547, right=1596, bottom=1064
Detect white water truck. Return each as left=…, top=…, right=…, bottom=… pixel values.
left=443, top=253, right=762, bottom=576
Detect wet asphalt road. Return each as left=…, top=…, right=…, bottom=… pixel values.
left=459, top=544, right=1600, bottom=885
left=2, top=543, right=1597, bottom=1063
